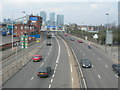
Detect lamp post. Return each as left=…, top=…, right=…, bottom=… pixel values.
left=81, top=23, right=84, bottom=39
left=105, top=13, right=109, bottom=54
left=11, top=11, right=26, bottom=55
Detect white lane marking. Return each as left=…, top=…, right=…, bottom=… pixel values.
left=97, top=75, right=101, bottom=79
left=83, top=78, right=87, bottom=88
left=71, top=48, right=87, bottom=88
left=83, top=53, right=85, bottom=56
left=55, top=36, right=61, bottom=64
left=55, top=67, right=57, bottom=70
left=49, top=84, right=51, bottom=88
left=60, top=36, right=70, bottom=56
left=115, top=75, right=118, bottom=78
left=40, top=63, right=44, bottom=67
left=54, top=70, right=56, bottom=74
left=92, top=65, right=94, bottom=67
left=72, top=78, right=73, bottom=85
left=56, top=64, right=58, bottom=67
left=31, top=77, right=34, bottom=80
left=105, top=64, right=108, bottom=68
left=52, top=74, right=55, bottom=78
left=51, top=79, right=53, bottom=83
left=47, top=53, right=50, bottom=56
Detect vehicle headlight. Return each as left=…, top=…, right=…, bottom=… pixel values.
left=83, top=64, right=85, bottom=66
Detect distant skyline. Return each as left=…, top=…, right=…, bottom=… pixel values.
left=0, top=0, right=119, bottom=25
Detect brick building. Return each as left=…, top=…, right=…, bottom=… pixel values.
left=14, top=15, right=42, bottom=37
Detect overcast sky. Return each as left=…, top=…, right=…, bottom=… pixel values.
left=0, top=0, right=119, bottom=25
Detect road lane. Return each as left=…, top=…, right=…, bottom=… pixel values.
left=60, top=34, right=118, bottom=88
left=3, top=38, right=54, bottom=88
left=50, top=35, right=71, bottom=88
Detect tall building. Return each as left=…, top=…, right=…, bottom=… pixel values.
left=57, top=14, right=64, bottom=26
left=40, top=11, right=46, bottom=22
left=50, top=12, right=55, bottom=26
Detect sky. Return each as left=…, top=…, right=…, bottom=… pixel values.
left=0, top=0, right=119, bottom=25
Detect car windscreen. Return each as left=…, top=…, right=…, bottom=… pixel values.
left=38, top=68, right=47, bottom=73
left=34, top=56, right=39, bottom=58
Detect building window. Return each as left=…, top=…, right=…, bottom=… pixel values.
left=15, top=26, right=17, bottom=29
left=30, top=26, right=32, bottom=30
left=21, top=26, right=23, bottom=30
left=24, top=26, right=29, bottom=30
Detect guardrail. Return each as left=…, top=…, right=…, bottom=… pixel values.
left=58, top=34, right=87, bottom=89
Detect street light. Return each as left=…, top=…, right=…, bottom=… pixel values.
left=11, top=11, right=26, bottom=53
left=105, top=12, right=109, bottom=54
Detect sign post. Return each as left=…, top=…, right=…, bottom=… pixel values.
left=20, top=35, right=28, bottom=59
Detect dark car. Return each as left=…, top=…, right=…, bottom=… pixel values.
left=46, top=42, right=51, bottom=46
left=37, top=66, right=51, bottom=78
left=112, top=64, right=120, bottom=76
left=81, top=59, right=92, bottom=68
left=70, top=38, right=74, bottom=41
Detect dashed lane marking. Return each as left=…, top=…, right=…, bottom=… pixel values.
left=51, top=79, right=53, bottom=83
left=105, top=64, right=108, bottom=68
left=31, top=77, right=34, bottom=80
left=54, top=70, right=56, bottom=74
left=52, top=74, right=55, bottom=78
left=115, top=75, right=118, bottom=78
left=83, top=53, right=85, bottom=56
left=97, top=75, right=101, bottom=79
left=56, top=64, right=58, bottom=67
left=49, top=84, right=51, bottom=88
left=40, top=63, right=44, bottom=67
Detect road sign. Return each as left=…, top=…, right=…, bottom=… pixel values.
left=106, top=30, right=113, bottom=45
left=20, top=35, right=28, bottom=49
left=93, top=34, right=98, bottom=39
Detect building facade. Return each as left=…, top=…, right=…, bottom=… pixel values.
left=40, top=11, right=46, bottom=22
left=50, top=12, right=55, bottom=26
left=57, top=14, right=64, bottom=26
left=14, top=15, right=42, bottom=37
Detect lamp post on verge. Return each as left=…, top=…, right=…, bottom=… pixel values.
left=11, top=11, right=26, bottom=55
left=105, top=12, right=109, bottom=54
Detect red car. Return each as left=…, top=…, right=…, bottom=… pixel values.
left=32, top=55, right=42, bottom=62
left=65, top=34, right=68, bottom=36
left=78, top=40, right=83, bottom=43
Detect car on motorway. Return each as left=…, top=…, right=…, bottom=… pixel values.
left=78, top=40, right=83, bottom=43
left=37, top=66, right=52, bottom=78
left=81, top=59, right=92, bottom=68
left=32, top=55, right=42, bottom=62
left=65, top=34, right=68, bottom=36
left=70, top=38, right=74, bottom=41
left=46, top=42, right=51, bottom=46
left=112, top=64, right=120, bottom=76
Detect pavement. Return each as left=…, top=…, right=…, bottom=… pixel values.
left=2, top=34, right=79, bottom=88
left=59, top=33, right=119, bottom=88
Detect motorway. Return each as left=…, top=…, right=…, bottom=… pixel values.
left=3, top=34, right=72, bottom=88
left=59, top=33, right=119, bottom=88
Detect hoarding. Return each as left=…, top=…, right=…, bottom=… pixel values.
left=106, top=30, right=113, bottom=45
left=29, top=17, right=38, bottom=21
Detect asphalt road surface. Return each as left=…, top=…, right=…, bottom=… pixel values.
left=3, top=34, right=72, bottom=88
left=60, top=33, right=119, bottom=88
